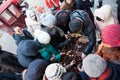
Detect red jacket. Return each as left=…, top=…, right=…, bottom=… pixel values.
left=45, top=0, right=60, bottom=10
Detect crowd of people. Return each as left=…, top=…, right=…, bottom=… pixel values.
left=0, top=0, right=120, bottom=80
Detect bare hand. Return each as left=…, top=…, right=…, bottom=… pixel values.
left=70, top=60, right=76, bottom=65
left=81, top=53, right=86, bottom=59
left=50, top=54, right=55, bottom=61
left=60, top=52, right=66, bottom=56
left=77, top=64, right=83, bottom=72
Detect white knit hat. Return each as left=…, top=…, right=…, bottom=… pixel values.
left=41, top=13, right=56, bottom=27
left=82, top=54, right=107, bottom=78
left=34, top=29, right=51, bottom=45
left=45, top=63, right=66, bottom=80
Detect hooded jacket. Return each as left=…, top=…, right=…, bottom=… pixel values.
left=79, top=62, right=120, bottom=80
left=70, top=10, right=96, bottom=55
left=94, top=5, right=119, bottom=31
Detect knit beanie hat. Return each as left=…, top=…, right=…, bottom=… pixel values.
left=56, top=10, right=70, bottom=26
left=82, top=54, right=107, bottom=78
left=34, top=29, right=51, bottom=45
left=69, top=18, right=83, bottom=33
left=24, top=59, right=49, bottom=80
left=102, top=24, right=120, bottom=47
left=41, top=13, right=56, bottom=27
left=45, top=63, right=66, bottom=80
left=17, top=40, right=40, bottom=56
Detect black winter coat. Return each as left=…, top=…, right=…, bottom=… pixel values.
left=70, top=10, right=96, bottom=55
left=75, top=0, right=94, bottom=22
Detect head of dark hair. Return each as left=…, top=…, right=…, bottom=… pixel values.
left=61, top=72, right=82, bottom=80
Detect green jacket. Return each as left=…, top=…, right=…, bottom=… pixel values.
left=38, top=44, right=61, bottom=61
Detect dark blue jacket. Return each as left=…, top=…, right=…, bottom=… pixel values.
left=13, top=29, right=34, bottom=45
left=70, top=10, right=96, bottom=55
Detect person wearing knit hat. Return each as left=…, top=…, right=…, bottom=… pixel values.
left=83, top=54, right=107, bottom=78
left=34, top=29, right=66, bottom=62
left=22, top=59, right=50, bottom=80
left=41, top=13, right=56, bottom=27
left=12, top=26, right=34, bottom=45
left=96, top=24, right=120, bottom=65
left=94, top=4, right=119, bottom=31
left=54, top=10, right=71, bottom=34
left=17, top=40, right=41, bottom=67
left=40, top=13, right=71, bottom=50
left=43, top=60, right=76, bottom=80
left=69, top=10, right=96, bottom=56
left=78, top=54, right=120, bottom=80
left=44, top=63, right=66, bottom=80
left=25, top=10, right=41, bottom=36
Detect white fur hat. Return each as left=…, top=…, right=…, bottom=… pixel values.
left=82, top=54, right=107, bottom=78
left=41, top=13, right=56, bottom=27
left=34, top=29, right=51, bottom=45
left=45, top=63, right=66, bottom=80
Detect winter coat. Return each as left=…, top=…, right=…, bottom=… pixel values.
left=13, top=29, right=34, bottom=45
left=75, top=0, right=94, bottom=22
left=40, top=25, right=70, bottom=50
left=79, top=62, right=120, bottom=80
left=0, top=73, right=22, bottom=80
left=38, top=43, right=61, bottom=61
left=94, top=5, right=119, bottom=31
left=25, top=10, right=41, bottom=36
left=0, top=50, right=24, bottom=72
left=116, top=0, right=120, bottom=23
left=45, top=0, right=60, bottom=11
left=70, top=10, right=96, bottom=55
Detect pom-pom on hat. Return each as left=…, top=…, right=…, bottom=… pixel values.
left=82, top=54, right=107, bottom=78
left=34, top=29, right=51, bottom=45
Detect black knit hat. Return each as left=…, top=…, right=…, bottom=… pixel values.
left=56, top=10, right=70, bottom=26
left=69, top=18, right=83, bottom=33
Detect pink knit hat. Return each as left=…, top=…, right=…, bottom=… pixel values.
left=102, top=24, right=120, bottom=47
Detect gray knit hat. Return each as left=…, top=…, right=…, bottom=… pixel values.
left=41, top=13, right=56, bottom=27
left=82, top=54, right=107, bottom=78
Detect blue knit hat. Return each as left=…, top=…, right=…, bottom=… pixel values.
left=17, top=40, right=40, bottom=56
left=17, top=49, right=35, bottom=67
left=24, top=59, right=50, bottom=80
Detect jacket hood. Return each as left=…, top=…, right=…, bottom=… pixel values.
left=94, top=5, right=118, bottom=31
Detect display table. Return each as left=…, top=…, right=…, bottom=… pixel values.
left=0, top=0, right=26, bottom=34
